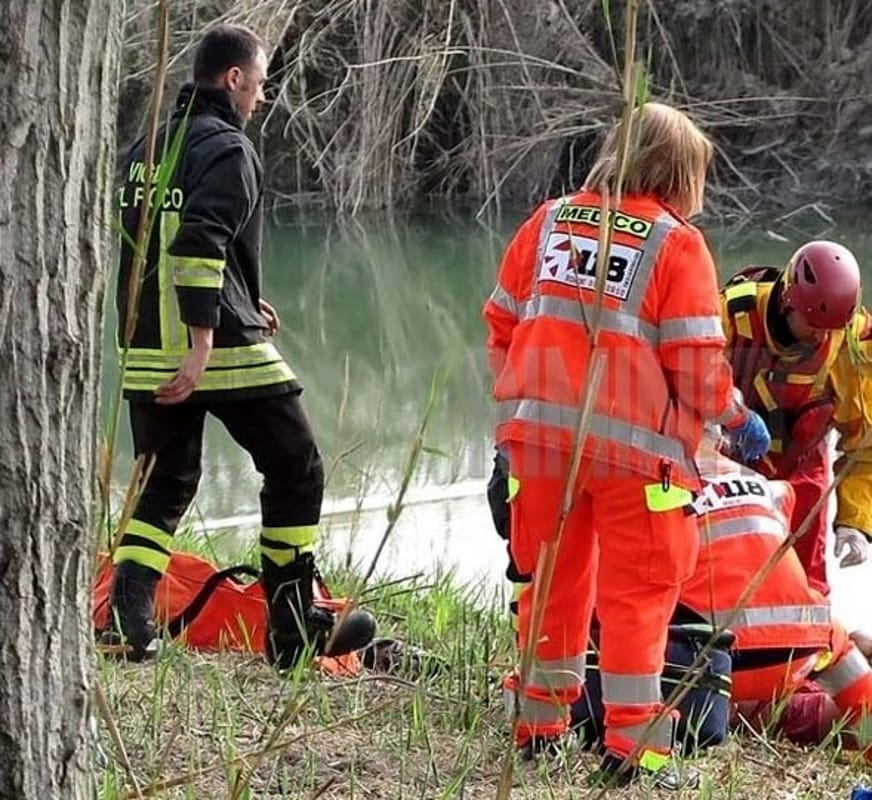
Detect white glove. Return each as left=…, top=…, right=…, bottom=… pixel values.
left=834, top=526, right=870, bottom=568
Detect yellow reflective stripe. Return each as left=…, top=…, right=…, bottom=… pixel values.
left=113, top=519, right=173, bottom=574
left=124, top=342, right=287, bottom=369
left=120, top=344, right=296, bottom=393
left=158, top=211, right=186, bottom=350
left=644, top=483, right=692, bottom=512
left=125, top=519, right=173, bottom=549
left=639, top=749, right=670, bottom=772
left=724, top=282, right=756, bottom=301
left=261, top=543, right=314, bottom=567
left=735, top=312, right=753, bottom=339
left=113, top=545, right=171, bottom=573
left=170, top=255, right=226, bottom=289
left=261, top=526, right=318, bottom=567
left=507, top=475, right=520, bottom=502
left=813, top=650, right=835, bottom=672
left=262, top=525, right=319, bottom=548
left=753, top=371, right=777, bottom=411
left=123, top=360, right=296, bottom=393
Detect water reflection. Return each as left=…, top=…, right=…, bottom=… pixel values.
left=105, top=206, right=872, bottom=601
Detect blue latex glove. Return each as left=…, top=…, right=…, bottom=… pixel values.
left=724, top=410, right=771, bottom=462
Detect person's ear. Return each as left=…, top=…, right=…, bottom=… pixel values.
left=224, top=66, right=242, bottom=91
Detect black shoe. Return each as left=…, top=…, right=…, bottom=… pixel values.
left=97, top=560, right=161, bottom=662
left=517, top=732, right=577, bottom=763
left=587, top=750, right=699, bottom=791
left=267, top=603, right=377, bottom=670
left=262, top=553, right=376, bottom=671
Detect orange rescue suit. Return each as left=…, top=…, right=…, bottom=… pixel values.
left=683, top=465, right=872, bottom=752
left=485, top=192, right=741, bottom=761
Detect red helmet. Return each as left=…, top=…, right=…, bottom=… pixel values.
left=782, top=240, right=861, bottom=329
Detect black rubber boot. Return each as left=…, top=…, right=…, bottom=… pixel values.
left=261, top=553, right=376, bottom=671
left=98, top=560, right=161, bottom=662
left=587, top=750, right=700, bottom=790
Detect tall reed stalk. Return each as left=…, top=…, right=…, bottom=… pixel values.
left=98, top=0, right=190, bottom=560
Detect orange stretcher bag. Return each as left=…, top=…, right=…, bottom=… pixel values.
left=92, top=551, right=360, bottom=676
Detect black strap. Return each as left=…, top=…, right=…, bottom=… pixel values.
left=166, top=564, right=261, bottom=639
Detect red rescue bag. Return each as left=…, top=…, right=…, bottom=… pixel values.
left=92, top=552, right=360, bottom=676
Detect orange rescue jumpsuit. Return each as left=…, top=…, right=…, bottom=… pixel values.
left=682, top=461, right=872, bottom=751
left=484, top=193, right=743, bottom=760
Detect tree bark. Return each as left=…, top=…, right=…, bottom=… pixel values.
left=0, top=2, right=122, bottom=797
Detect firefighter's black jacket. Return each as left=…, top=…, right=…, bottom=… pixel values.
left=116, top=84, right=298, bottom=401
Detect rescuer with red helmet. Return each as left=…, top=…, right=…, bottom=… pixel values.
left=721, top=239, right=871, bottom=594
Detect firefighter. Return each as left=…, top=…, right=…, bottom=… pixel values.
left=721, top=240, right=872, bottom=594
left=482, top=102, right=769, bottom=787
left=103, top=25, right=375, bottom=666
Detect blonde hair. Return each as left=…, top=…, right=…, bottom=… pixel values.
left=584, top=102, right=713, bottom=217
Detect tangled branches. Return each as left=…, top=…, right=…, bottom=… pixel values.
left=120, top=0, right=872, bottom=217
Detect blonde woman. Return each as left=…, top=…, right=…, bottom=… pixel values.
left=483, top=103, right=769, bottom=786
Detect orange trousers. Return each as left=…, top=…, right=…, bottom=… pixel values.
left=732, top=624, right=872, bottom=758
left=508, top=443, right=698, bottom=758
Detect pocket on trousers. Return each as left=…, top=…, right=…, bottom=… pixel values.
left=508, top=484, right=539, bottom=577
left=643, top=508, right=698, bottom=586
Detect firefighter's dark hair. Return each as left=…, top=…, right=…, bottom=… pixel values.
left=193, top=25, right=264, bottom=83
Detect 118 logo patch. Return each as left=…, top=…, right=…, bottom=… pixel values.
left=539, top=233, right=641, bottom=300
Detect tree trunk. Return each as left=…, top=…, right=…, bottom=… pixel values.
left=0, top=2, right=122, bottom=797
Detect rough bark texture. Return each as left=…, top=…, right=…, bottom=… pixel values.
left=0, top=2, right=122, bottom=798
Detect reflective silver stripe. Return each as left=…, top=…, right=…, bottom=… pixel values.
left=510, top=398, right=578, bottom=430
left=488, top=283, right=518, bottom=317
left=622, top=213, right=679, bottom=316
left=609, top=717, right=674, bottom=751
left=601, top=672, right=661, bottom=706
left=520, top=295, right=658, bottom=345
left=503, top=687, right=566, bottom=726
left=504, top=399, right=692, bottom=471
left=712, top=604, right=831, bottom=628
left=816, top=647, right=871, bottom=696
left=534, top=200, right=564, bottom=276
left=704, top=515, right=784, bottom=542
left=528, top=654, right=586, bottom=690
left=497, top=399, right=520, bottom=424
left=660, top=315, right=725, bottom=343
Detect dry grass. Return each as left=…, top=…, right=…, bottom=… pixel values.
left=97, top=646, right=872, bottom=799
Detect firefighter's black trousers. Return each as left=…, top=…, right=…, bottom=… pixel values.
left=127, top=392, right=324, bottom=537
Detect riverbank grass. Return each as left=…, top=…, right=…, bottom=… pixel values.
left=95, top=538, right=872, bottom=799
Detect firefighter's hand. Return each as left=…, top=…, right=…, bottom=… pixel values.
left=724, top=409, right=771, bottom=462
left=155, top=327, right=212, bottom=405
left=260, top=298, right=280, bottom=335
left=834, top=526, right=869, bottom=568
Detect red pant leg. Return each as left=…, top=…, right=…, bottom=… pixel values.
left=785, top=442, right=829, bottom=594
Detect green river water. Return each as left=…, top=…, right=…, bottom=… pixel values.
left=104, top=205, right=872, bottom=621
